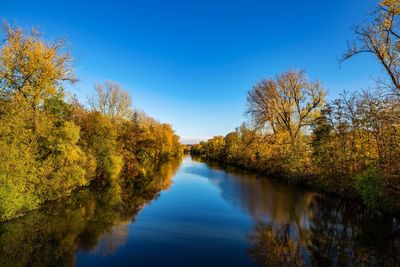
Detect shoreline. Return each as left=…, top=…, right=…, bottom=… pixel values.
left=191, top=153, right=400, bottom=215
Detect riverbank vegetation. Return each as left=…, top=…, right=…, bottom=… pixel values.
left=0, top=23, right=182, bottom=221
left=191, top=0, right=400, bottom=211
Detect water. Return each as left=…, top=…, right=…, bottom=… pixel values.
left=1, top=156, right=400, bottom=267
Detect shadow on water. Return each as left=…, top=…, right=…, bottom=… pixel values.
left=0, top=157, right=182, bottom=267
left=190, top=156, right=400, bottom=267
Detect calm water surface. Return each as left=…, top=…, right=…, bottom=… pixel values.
left=1, top=156, right=400, bottom=267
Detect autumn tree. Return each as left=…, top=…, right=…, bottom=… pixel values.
left=342, top=0, right=400, bottom=95
left=77, top=111, right=123, bottom=184
left=246, top=70, right=325, bottom=175
left=192, top=68, right=398, bottom=209
left=247, top=70, right=326, bottom=146
left=0, top=22, right=77, bottom=109
left=0, top=22, right=87, bottom=220
left=89, top=81, right=132, bottom=119
left=0, top=21, right=182, bottom=221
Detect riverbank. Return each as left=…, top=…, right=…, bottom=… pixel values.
left=190, top=152, right=400, bottom=214
left=1, top=156, right=183, bottom=223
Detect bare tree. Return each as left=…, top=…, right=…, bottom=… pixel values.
left=89, top=81, right=132, bottom=119
left=341, top=0, right=400, bottom=95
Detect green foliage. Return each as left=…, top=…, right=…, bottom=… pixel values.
left=37, top=120, right=89, bottom=199
left=0, top=179, right=40, bottom=221
left=74, top=111, right=122, bottom=184
left=0, top=101, right=40, bottom=220
left=0, top=22, right=182, bottom=221
left=356, top=167, right=394, bottom=211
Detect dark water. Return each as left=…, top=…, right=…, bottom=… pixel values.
left=1, top=156, right=400, bottom=267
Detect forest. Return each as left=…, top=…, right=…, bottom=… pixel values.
left=191, top=0, right=400, bottom=211
left=0, top=23, right=182, bottom=221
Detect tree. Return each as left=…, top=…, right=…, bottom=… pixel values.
left=0, top=21, right=183, bottom=221
left=247, top=70, right=326, bottom=146
left=342, top=0, right=400, bottom=95
left=0, top=22, right=93, bottom=220
left=0, top=22, right=77, bottom=109
left=73, top=110, right=122, bottom=184
left=89, top=81, right=132, bottom=119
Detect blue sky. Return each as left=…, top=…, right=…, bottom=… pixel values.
left=2, top=0, right=382, bottom=143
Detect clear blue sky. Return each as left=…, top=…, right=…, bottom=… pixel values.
left=2, top=0, right=382, bottom=143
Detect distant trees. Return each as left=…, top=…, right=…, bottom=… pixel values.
left=0, top=22, right=182, bottom=221
left=116, top=112, right=182, bottom=179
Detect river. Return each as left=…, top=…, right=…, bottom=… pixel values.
left=1, top=156, right=399, bottom=266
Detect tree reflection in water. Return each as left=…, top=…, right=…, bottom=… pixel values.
left=0, top=157, right=182, bottom=267
left=249, top=222, right=304, bottom=267
left=247, top=196, right=400, bottom=266
left=1, top=156, right=400, bottom=267
left=193, top=157, right=400, bottom=267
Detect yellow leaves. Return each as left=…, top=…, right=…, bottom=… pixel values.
left=108, top=155, right=123, bottom=181
left=0, top=22, right=76, bottom=108
left=380, top=0, right=400, bottom=15
left=59, top=121, right=80, bottom=144
left=247, top=71, right=326, bottom=145
left=0, top=21, right=183, bottom=221
left=382, top=17, right=392, bottom=29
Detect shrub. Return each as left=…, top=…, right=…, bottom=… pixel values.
left=356, top=167, right=393, bottom=211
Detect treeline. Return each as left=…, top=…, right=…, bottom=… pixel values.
left=0, top=23, right=182, bottom=220
left=192, top=0, right=400, bottom=211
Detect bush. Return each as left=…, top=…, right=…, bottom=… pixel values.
left=356, top=167, right=393, bottom=211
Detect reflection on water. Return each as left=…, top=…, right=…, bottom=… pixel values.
left=0, top=158, right=181, bottom=267
left=1, top=156, right=400, bottom=267
left=192, top=159, right=315, bottom=225
left=191, top=158, right=400, bottom=267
